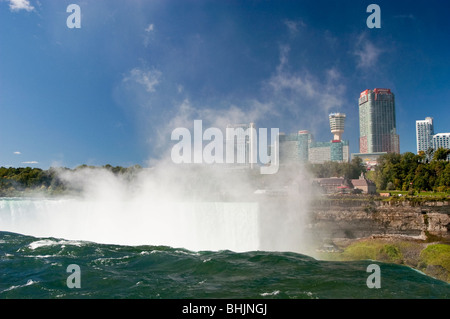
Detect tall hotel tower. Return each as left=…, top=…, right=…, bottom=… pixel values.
left=416, top=117, right=434, bottom=153
left=358, top=88, right=400, bottom=154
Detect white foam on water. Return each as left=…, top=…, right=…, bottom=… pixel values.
left=260, top=290, right=280, bottom=296
left=1, top=279, right=36, bottom=293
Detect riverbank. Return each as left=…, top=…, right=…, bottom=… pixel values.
left=305, top=196, right=450, bottom=283
left=312, top=235, right=450, bottom=283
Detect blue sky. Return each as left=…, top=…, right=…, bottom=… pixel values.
left=1, top=0, right=449, bottom=169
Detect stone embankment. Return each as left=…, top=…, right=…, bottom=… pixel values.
left=306, top=198, right=450, bottom=243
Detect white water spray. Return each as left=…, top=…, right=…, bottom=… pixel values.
left=0, top=163, right=312, bottom=253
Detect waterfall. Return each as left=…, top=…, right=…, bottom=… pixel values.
left=0, top=198, right=263, bottom=252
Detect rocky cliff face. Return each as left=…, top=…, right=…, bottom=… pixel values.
left=305, top=199, right=450, bottom=245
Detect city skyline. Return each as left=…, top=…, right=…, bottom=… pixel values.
left=278, top=111, right=349, bottom=164
left=1, top=0, right=450, bottom=169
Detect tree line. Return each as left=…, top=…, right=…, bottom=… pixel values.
left=304, top=147, right=450, bottom=193
left=371, top=148, right=450, bottom=192
left=305, top=157, right=366, bottom=180
left=0, top=164, right=142, bottom=197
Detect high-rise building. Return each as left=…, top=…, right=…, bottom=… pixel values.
left=359, top=88, right=400, bottom=154
left=416, top=117, right=434, bottom=153
left=309, top=140, right=349, bottom=164
left=278, top=130, right=312, bottom=164
left=297, top=130, right=312, bottom=162
left=432, top=133, right=450, bottom=161
left=432, top=133, right=450, bottom=150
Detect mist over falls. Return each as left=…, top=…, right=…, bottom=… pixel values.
left=0, top=163, right=313, bottom=253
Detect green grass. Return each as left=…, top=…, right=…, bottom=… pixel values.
left=419, top=244, right=450, bottom=282
left=338, top=240, right=403, bottom=263
left=377, top=190, right=450, bottom=205
left=379, top=190, right=408, bottom=195
left=379, top=190, right=449, bottom=197
left=317, top=240, right=450, bottom=283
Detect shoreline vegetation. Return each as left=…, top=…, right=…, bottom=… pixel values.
left=315, top=236, right=450, bottom=283
left=0, top=165, right=143, bottom=197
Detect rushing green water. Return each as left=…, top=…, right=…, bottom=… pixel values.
left=1, top=231, right=449, bottom=299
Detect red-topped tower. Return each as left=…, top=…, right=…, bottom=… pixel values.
left=358, top=88, right=400, bottom=154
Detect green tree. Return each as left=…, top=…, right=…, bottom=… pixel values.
left=433, top=148, right=450, bottom=162
left=414, top=164, right=432, bottom=191
left=426, top=147, right=435, bottom=163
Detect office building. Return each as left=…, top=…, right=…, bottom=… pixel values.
left=432, top=133, right=450, bottom=150
left=278, top=130, right=312, bottom=164
left=359, top=88, right=400, bottom=154
left=432, top=133, right=450, bottom=161
left=309, top=140, right=349, bottom=164
left=416, top=117, right=434, bottom=153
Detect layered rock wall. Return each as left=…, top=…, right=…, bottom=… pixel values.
left=305, top=199, right=450, bottom=243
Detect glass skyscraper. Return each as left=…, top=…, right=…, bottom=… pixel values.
left=359, top=88, right=400, bottom=154
left=278, top=130, right=311, bottom=164
left=308, top=140, right=349, bottom=164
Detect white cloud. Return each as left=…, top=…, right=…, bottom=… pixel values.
left=22, top=161, right=38, bottom=164
left=145, top=24, right=154, bottom=32
left=353, top=34, right=383, bottom=69
left=123, top=67, right=162, bottom=93
left=284, top=19, right=306, bottom=35
left=264, top=45, right=347, bottom=133
left=8, top=0, right=34, bottom=12
left=269, top=46, right=344, bottom=103
left=276, top=45, right=290, bottom=73
left=165, top=98, right=273, bottom=134
left=13, top=151, right=21, bottom=155
left=143, top=23, right=155, bottom=47
left=149, top=97, right=276, bottom=160
left=268, top=69, right=344, bottom=110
